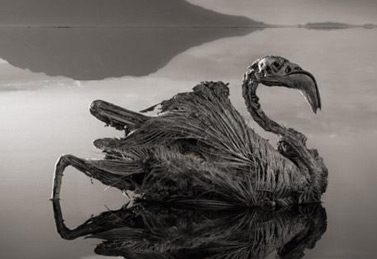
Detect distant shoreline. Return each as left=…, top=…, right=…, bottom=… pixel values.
left=0, top=23, right=374, bottom=29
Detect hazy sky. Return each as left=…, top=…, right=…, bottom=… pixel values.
left=188, top=0, right=377, bottom=25
left=0, top=0, right=376, bottom=26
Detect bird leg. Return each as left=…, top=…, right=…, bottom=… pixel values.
left=51, top=199, right=105, bottom=240
left=51, top=154, right=141, bottom=200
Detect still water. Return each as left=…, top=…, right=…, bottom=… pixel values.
left=0, top=27, right=377, bottom=258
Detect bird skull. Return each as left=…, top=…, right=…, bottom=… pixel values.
left=254, top=56, right=321, bottom=113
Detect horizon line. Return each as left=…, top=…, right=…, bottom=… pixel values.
left=0, top=23, right=375, bottom=29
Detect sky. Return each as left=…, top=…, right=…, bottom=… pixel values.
left=187, top=0, right=377, bottom=25
left=0, top=0, right=376, bottom=26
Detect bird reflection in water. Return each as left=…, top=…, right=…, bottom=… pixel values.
left=52, top=200, right=327, bottom=259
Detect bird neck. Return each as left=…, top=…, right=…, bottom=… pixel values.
left=241, top=67, right=286, bottom=135
left=242, top=67, right=326, bottom=195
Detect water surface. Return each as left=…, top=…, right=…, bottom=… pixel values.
left=0, top=27, right=377, bottom=259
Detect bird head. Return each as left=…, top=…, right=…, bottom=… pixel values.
left=252, top=56, right=321, bottom=113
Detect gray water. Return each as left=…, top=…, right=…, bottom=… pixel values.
left=1, top=27, right=377, bottom=258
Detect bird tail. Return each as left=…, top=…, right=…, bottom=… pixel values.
left=89, top=100, right=149, bottom=131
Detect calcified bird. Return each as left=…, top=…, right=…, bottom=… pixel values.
left=51, top=56, right=328, bottom=207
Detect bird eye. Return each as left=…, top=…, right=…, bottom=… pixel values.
left=273, top=61, right=279, bottom=67
left=285, top=66, right=291, bottom=73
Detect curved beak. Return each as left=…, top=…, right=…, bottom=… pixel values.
left=256, top=58, right=322, bottom=114
left=282, top=70, right=321, bottom=113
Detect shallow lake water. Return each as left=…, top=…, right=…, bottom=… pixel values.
left=1, top=27, right=377, bottom=258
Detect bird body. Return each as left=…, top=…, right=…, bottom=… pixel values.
left=51, top=56, right=328, bottom=207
